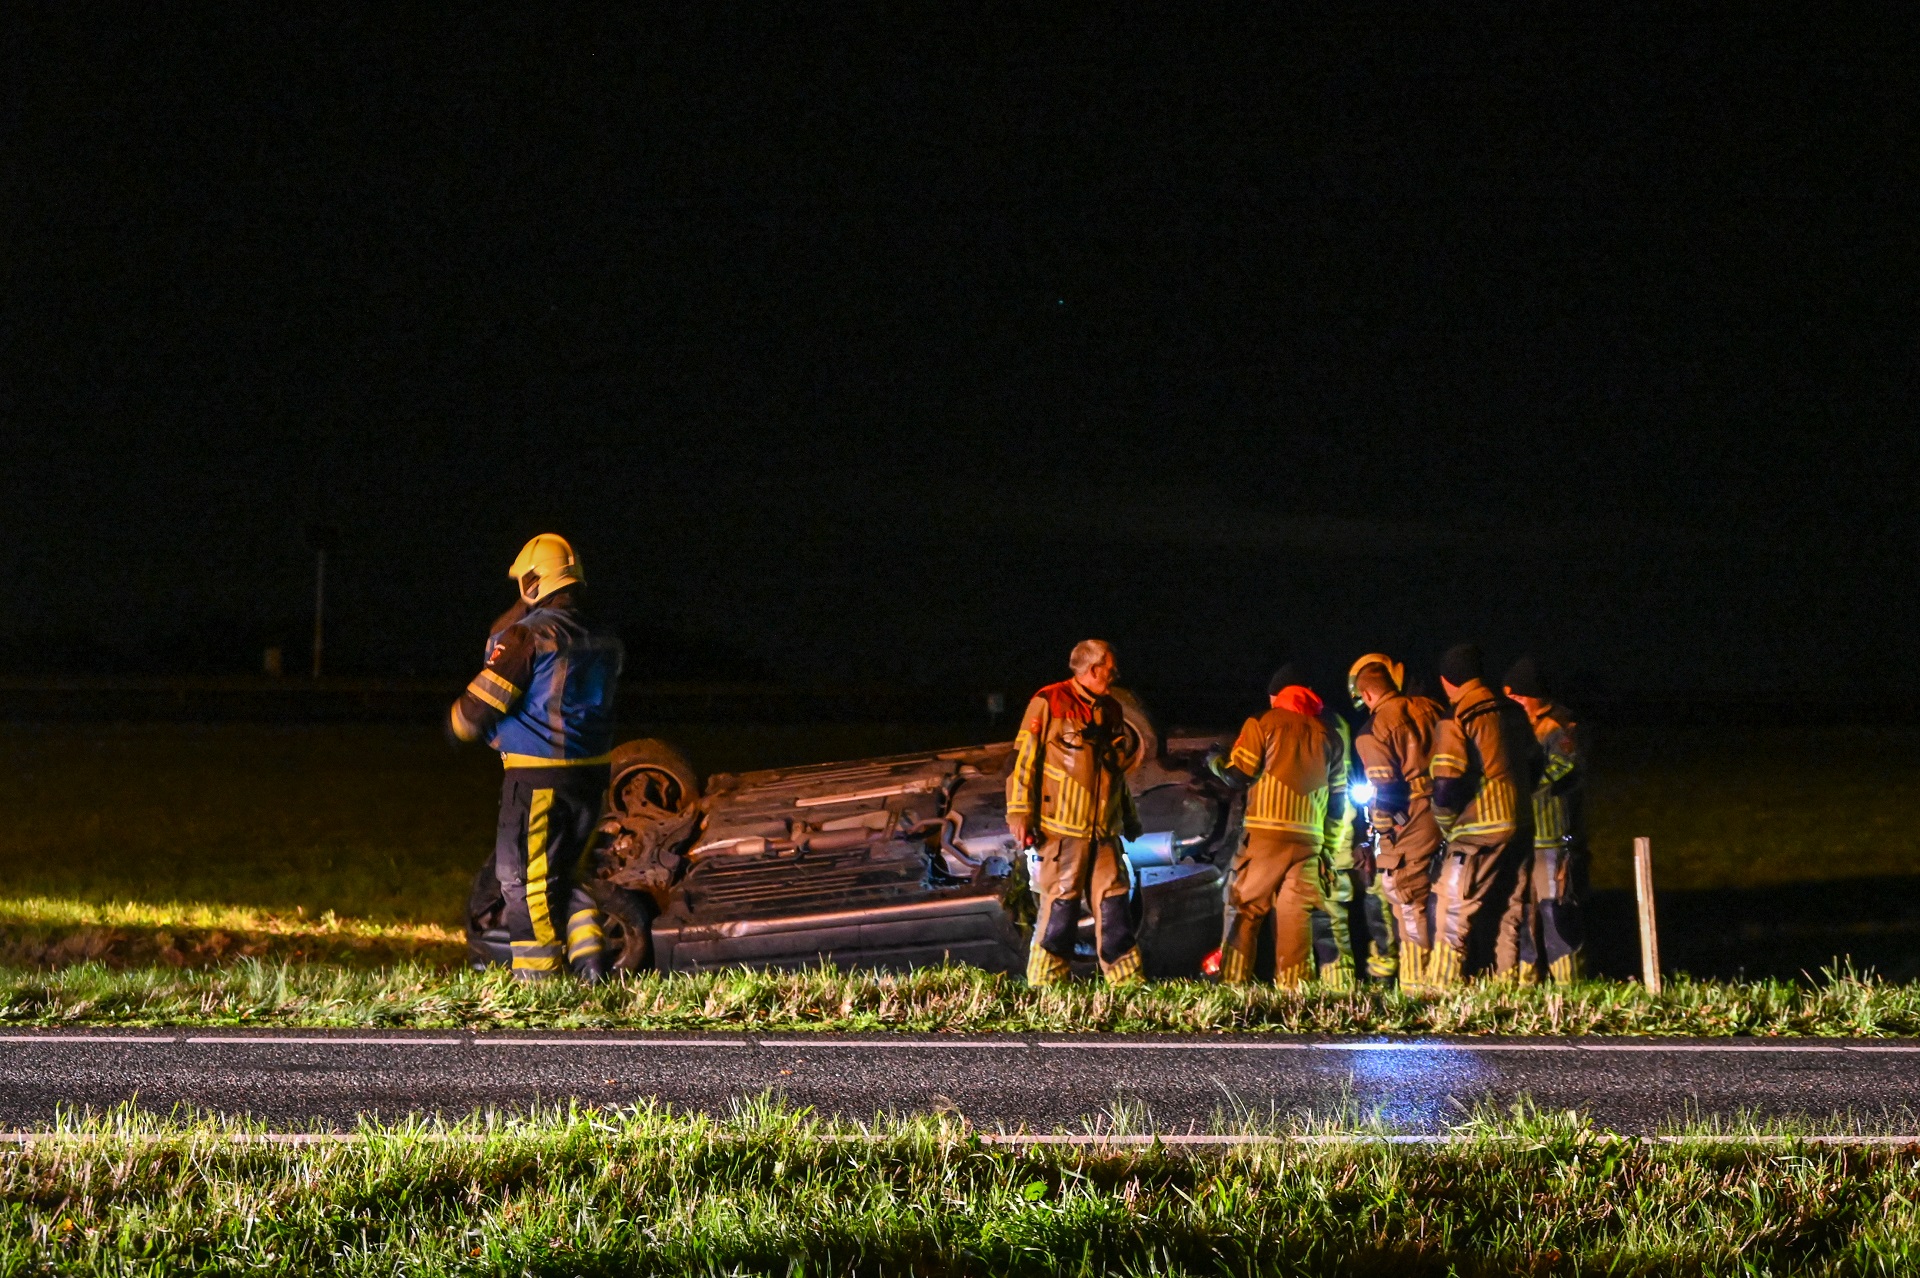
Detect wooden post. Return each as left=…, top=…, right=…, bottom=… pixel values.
left=1633, top=836, right=1662, bottom=994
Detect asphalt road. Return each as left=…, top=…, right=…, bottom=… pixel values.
left=2, top=1031, right=1917, bottom=1134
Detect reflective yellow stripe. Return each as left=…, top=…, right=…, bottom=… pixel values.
left=500, top=752, right=613, bottom=769
left=1430, top=752, right=1467, bottom=773
left=1005, top=728, right=1040, bottom=815
left=525, top=789, right=554, bottom=950
left=1244, top=776, right=1327, bottom=836
left=466, top=675, right=512, bottom=713
left=510, top=940, right=561, bottom=972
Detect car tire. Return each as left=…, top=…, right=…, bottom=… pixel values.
left=609, top=738, right=702, bottom=818
left=1110, top=687, right=1162, bottom=774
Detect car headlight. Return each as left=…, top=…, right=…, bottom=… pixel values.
left=1350, top=780, right=1376, bottom=808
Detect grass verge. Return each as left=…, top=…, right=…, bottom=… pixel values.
left=5, top=961, right=1920, bottom=1036
left=0, top=898, right=464, bottom=970
left=3, top=1100, right=1917, bottom=1275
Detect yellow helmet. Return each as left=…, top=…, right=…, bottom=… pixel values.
left=1347, top=652, right=1405, bottom=707
left=508, top=534, right=584, bottom=604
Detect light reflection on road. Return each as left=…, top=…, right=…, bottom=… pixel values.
left=1321, top=1043, right=1492, bottom=1131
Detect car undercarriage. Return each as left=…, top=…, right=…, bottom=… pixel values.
left=468, top=696, right=1237, bottom=977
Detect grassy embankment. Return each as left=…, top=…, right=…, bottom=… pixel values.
left=3, top=960, right=1920, bottom=1037
left=2, top=1101, right=1918, bottom=1274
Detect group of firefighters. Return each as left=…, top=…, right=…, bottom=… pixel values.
left=1007, top=638, right=1584, bottom=991
left=452, top=534, right=1584, bottom=990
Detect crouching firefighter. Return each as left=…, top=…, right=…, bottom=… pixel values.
left=1208, top=663, right=1347, bottom=987
left=449, top=534, right=625, bottom=982
left=1006, top=639, right=1146, bottom=987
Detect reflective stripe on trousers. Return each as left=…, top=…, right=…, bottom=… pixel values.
left=494, top=766, right=608, bottom=980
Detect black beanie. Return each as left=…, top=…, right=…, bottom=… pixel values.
left=1438, top=643, right=1484, bottom=686
left=1503, top=655, right=1548, bottom=698
left=1266, top=662, right=1303, bottom=696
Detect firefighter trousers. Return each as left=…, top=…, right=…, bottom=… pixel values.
left=1376, top=853, right=1434, bottom=986
left=1221, top=832, right=1322, bottom=987
left=1429, top=837, right=1531, bottom=985
left=1517, top=841, right=1589, bottom=982
left=495, top=766, right=609, bottom=981
left=1028, top=833, right=1141, bottom=985
left=1312, top=868, right=1399, bottom=985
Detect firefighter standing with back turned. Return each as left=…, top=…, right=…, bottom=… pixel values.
left=1208, top=662, right=1347, bottom=987
left=449, top=535, right=625, bottom=982
left=1427, top=643, right=1540, bottom=985
left=1503, top=655, right=1588, bottom=982
left=1006, top=639, right=1146, bottom=987
left=1349, top=653, right=1445, bottom=989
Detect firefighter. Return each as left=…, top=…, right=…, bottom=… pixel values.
left=449, top=534, right=624, bottom=982
left=1504, top=655, right=1588, bottom=982
left=1207, top=663, right=1346, bottom=987
left=1427, top=643, right=1541, bottom=986
left=1006, top=639, right=1146, bottom=986
left=1308, top=681, right=1398, bottom=989
left=1349, top=653, right=1445, bottom=989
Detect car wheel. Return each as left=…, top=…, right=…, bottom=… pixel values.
left=1110, top=687, right=1162, bottom=773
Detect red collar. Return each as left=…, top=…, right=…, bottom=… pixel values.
left=1272, top=685, right=1324, bottom=717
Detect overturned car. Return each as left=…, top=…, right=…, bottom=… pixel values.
left=468, top=696, right=1238, bottom=977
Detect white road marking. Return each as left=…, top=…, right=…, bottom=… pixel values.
left=0, top=1035, right=177, bottom=1044
left=475, top=1038, right=750, bottom=1048
left=1312, top=1042, right=1578, bottom=1052
left=1844, top=1045, right=1920, bottom=1053
left=1037, top=1040, right=1308, bottom=1050
left=1576, top=1043, right=1845, bottom=1053
left=182, top=1036, right=465, bottom=1046
left=0, top=1127, right=1913, bottom=1147
left=755, top=1038, right=1027, bottom=1049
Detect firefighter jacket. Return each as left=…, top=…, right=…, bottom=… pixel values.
left=1526, top=700, right=1586, bottom=848
left=1355, top=691, right=1444, bottom=869
left=1224, top=690, right=1346, bottom=855
left=1006, top=680, right=1141, bottom=840
left=454, top=595, right=624, bottom=767
left=1430, top=680, right=1540, bottom=847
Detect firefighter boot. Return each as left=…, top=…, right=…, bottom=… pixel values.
left=1425, top=944, right=1466, bottom=989
left=1398, top=942, right=1430, bottom=995
left=1027, top=944, right=1071, bottom=987
left=1274, top=956, right=1313, bottom=990
left=1218, top=910, right=1259, bottom=986
left=566, top=906, right=609, bottom=984
left=1027, top=896, right=1081, bottom=987
left=1096, top=896, right=1144, bottom=986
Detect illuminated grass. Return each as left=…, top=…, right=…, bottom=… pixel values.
left=3, top=960, right=1920, bottom=1036
left=2, top=1100, right=1918, bottom=1274
left=0, top=897, right=463, bottom=969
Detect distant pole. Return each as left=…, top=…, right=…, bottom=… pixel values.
left=1633, top=836, right=1662, bottom=994
left=303, top=523, right=338, bottom=681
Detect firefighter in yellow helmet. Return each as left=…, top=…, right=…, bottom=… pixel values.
left=449, top=535, right=624, bottom=981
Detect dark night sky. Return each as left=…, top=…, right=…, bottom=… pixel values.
left=3, top=8, right=1915, bottom=700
